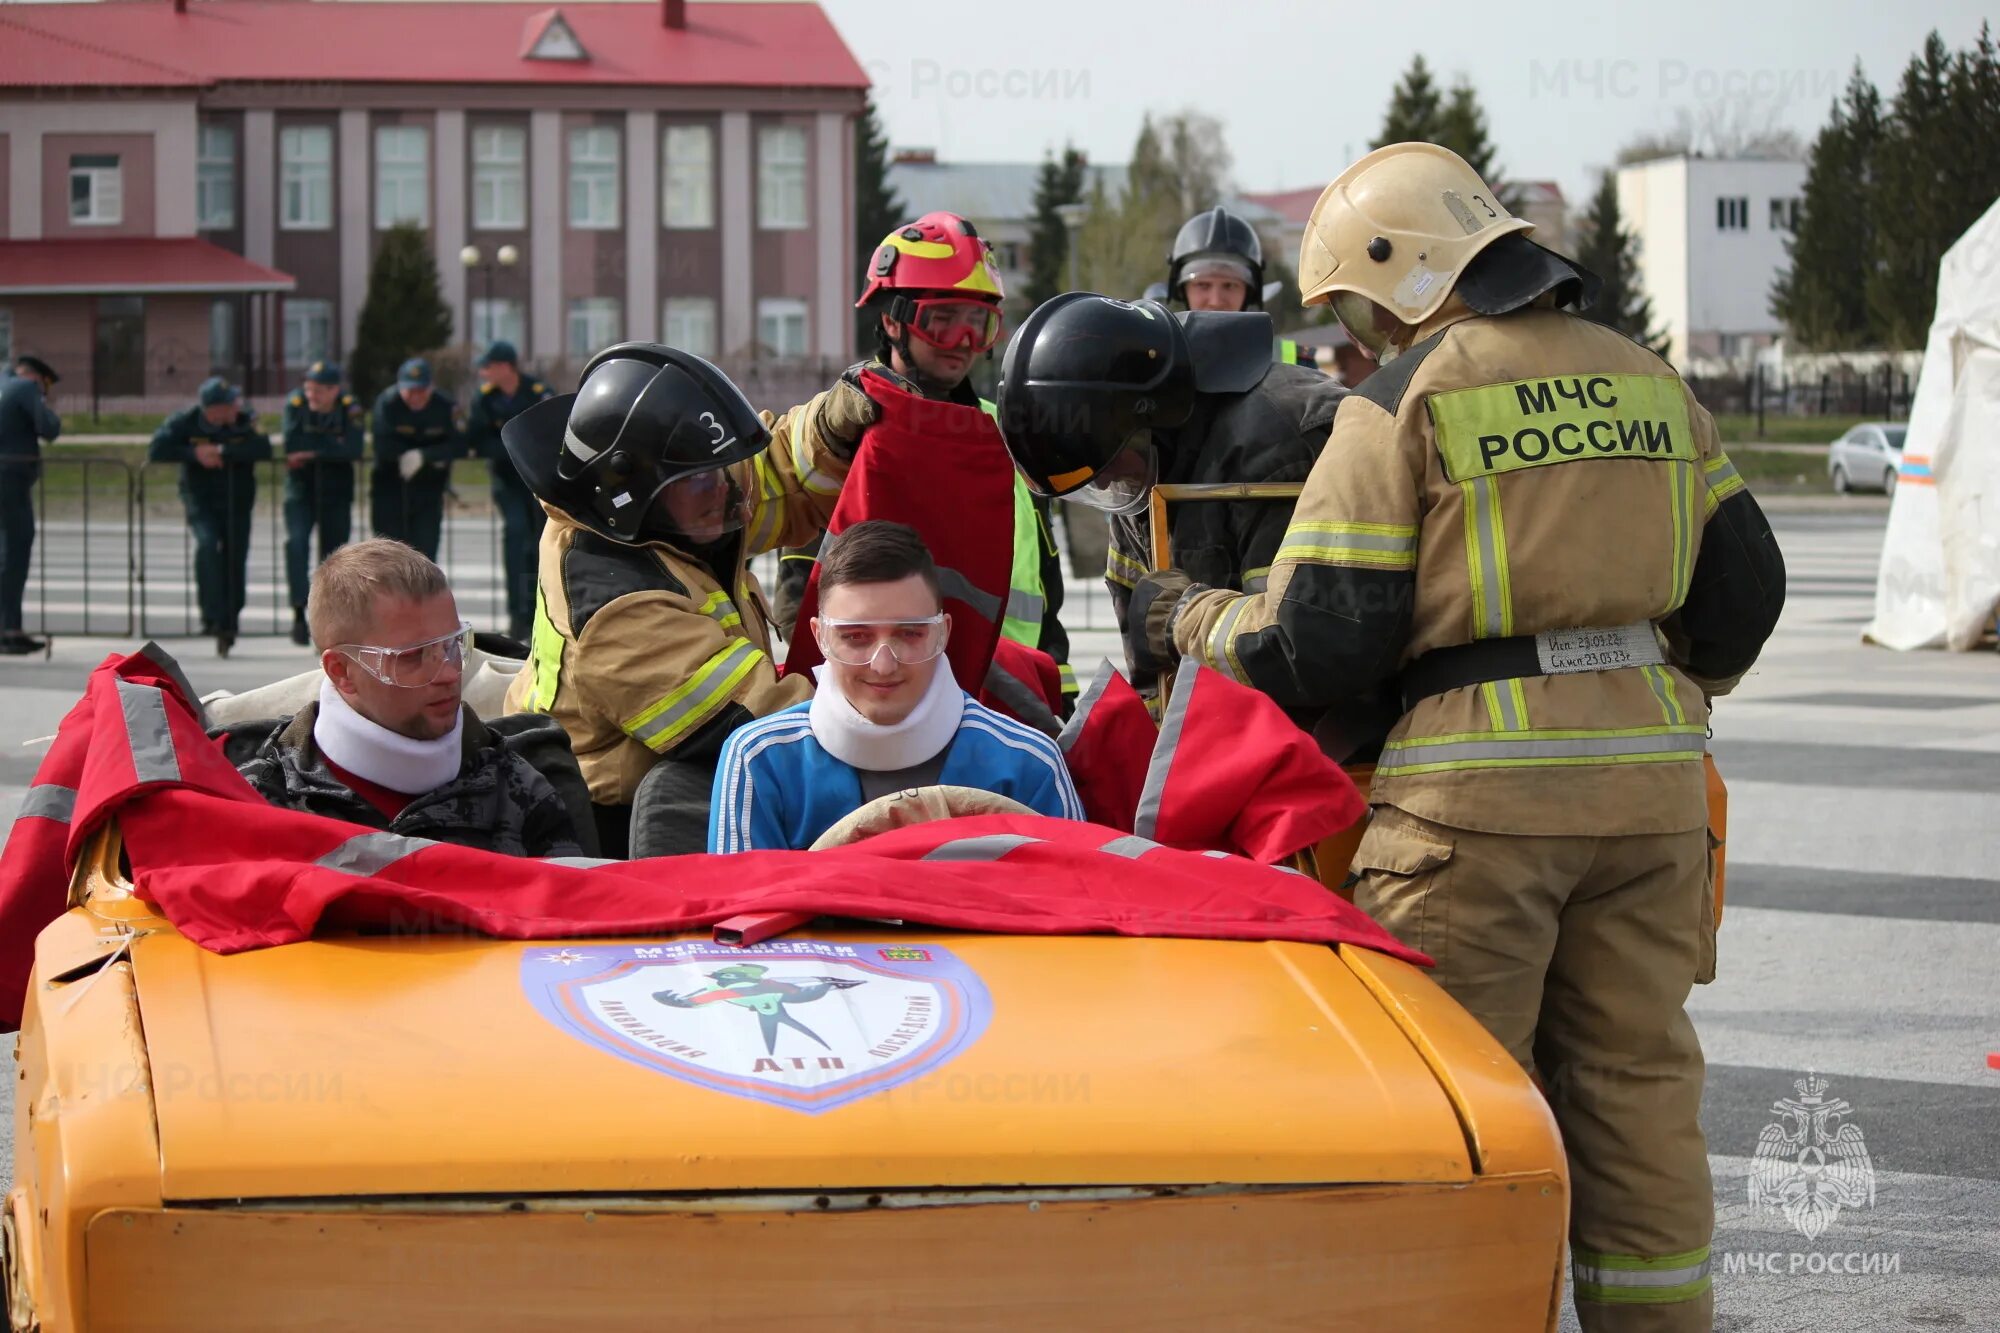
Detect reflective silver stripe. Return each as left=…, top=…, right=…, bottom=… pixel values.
left=1203, top=595, right=1253, bottom=681
left=1099, top=834, right=1164, bottom=859
left=1280, top=528, right=1418, bottom=558
left=19, top=784, right=77, bottom=823
left=1057, top=660, right=1118, bottom=754
left=1573, top=1258, right=1713, bottom=1291
left=1484, top=681, right=1525, bottom=732
left=1465, top=475, right=1508, bottom=637
left=981, top=661, right=1062, bottom=739
left=1003, top=586, right=1045, bottom=627
left=315, top=831, right=440, bottom=877
left=625, top=639, right=765, bottom=750
left=1132, top=659, right=1198, bottom=839
left=933, top=565, right=1005, bottom=622
left=1380, top=729, right=1707, bottom=769
left=545, top=856, right=618, bottom=868
left=922, top=833, right=1044, bottom=862
left=116, top=679, right=181, bottom=785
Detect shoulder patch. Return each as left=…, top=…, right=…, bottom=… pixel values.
left=1349, top=330, right=1447, bottom=416
left=531, top=382, right=547, bottom=395
left=480, top=382, right=498, bottom=394
left=563, top=529, right=686, bottom=638
left=287, top=392, right=304, bottom=408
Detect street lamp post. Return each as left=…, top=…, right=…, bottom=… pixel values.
left=459, top=243, right=521, bottom=354
left=1055, top=202, right=1087, bottom=294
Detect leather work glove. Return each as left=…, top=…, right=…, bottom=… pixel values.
left=813, top=369, right=880, bottom=457
left=1124, top=569, right=1195, bottom=684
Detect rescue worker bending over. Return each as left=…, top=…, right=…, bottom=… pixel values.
left=219, top=539, right=585, bottom=859
left=709, top=520, right=1082, bottom=853
left=997, top=295, right=1341, bottom=722
left=149, top=377, right=273, bottom=655
left=774, top=210, right=1074, bottom=700
left=1124, top=144, right=1786, bottom=1333
left=501, top=343, right=862, bottom=857
left=1161, top=204, right=1318, bottom=368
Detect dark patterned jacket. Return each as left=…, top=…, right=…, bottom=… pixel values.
left=217, top=703, right=588, bottom=858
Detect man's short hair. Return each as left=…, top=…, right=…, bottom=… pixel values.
left=307, top=538, right=451, bottom=648
left=817, top=520, right=941, bottom=601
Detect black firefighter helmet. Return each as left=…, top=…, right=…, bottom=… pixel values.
left=502, top=342, right=769, bottom=545
left=1167, top=205, right=1268, bottom=308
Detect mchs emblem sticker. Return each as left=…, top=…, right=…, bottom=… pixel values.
left=522, top=941, right=992, bottom=1113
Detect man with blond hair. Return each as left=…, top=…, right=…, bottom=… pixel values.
left=218, top=538, right=585, bottom=857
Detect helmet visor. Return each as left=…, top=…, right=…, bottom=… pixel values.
left=651, top=468, right=749, bottom=545
left=1062, top=433, right=1158, bottom=516
left=906, top=298, right=1004, bottom=353
left=1330, top=290, right=1396, bottom=358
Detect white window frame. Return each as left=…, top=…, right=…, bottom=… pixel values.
left=282, top=299, right=334, bottom=370
left=568, top=126, right=620, bottom=231
left=756, top=296, right=809, bottom=360
left=471, top=125, right=527, bottom=231
left=197, top=124, right=236, bottom=230
left=68, top=155, right=123, bottom=227
left=756, top=124, right=808, bottom=231
left=567, top=297, right=622, bottom=360
left=662, top=124, right=715, bottom=230
left=375, top=125, right=430, bottom=230
left=470, top=297, right=527, bottom=353
left=280, top=125, right=334, bottom=231
left=662, top=296, right=718, bottom=358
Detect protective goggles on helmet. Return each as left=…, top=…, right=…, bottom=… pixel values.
left=1329, top=290, right=1401, bottom=358
left=652, top=468, right=749, bottom=545
left=902, top=298, right=1004, bottom=353
left=1062, top=433, right=1159, bottom=517
left=816, top=615, right=950, bottom=667
left=333, top=621, right=473, bottom=689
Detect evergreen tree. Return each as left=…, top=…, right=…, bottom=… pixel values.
left=1771, top=65, right=1882, bottom=350
left=1024, top=144, right=1088, bottom=309
left=1866, top=32, right=1957, bottom=348
left=1374, top=55, right=1445, bottom=146
left=1574, top=171, right=1666, bottom=354
left=349, top=222, right=451, bottom=405
left=852, top=95, right=905, bottom=353
left=1438, top=78, right=1514, bottom=206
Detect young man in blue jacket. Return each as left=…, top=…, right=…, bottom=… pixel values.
left=708, top=520, right=1081, bottom=853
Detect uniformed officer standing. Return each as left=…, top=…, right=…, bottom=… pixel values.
left=281, top=360, right=365, bottom=644
left=1127, top=145, right=1787, bottom=1332
left=0, top=355, right=61, bottom=655
left=149, top=377, right=273, bottom=655
left=464, top=340, right=553, bottom=641
left=1156, top=206, right=1318, bottom=369
left=370, top=357, right=463, bottom=561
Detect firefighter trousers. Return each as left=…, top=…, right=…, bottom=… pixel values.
left=1352, top=804, right=1716, bottom=1333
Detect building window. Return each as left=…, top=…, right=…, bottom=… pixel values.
left=375, top=125, right=429, bottom=229
left=471, top=298, right=527, bottom=352
left=197, top=125, right=236, bottom=230
left=568, top=127, right=620, bottom=230
left=662, top=296, right=717, bottom=357
left=280, top=126, right=334, bottom=230
left=1769, top=197, right=1801, bottom=232
left=662, top=124, right=714, bottom=230
left=0, top=309, right=12, bottom=366
left=756, top=297, right=809, bottom=360
left=472, top=126, right=526, bottom=231
left=283, top=299, right=334, bottom=369
left=990, top=241, right=1023, bottom=271
left=756, top=125, right=808, bottom=230
left=1715, top=196, right=1749, bottom=231
left=68, top=155, right=123, bottom=226
left=567, top=297, right=622, bottom=360
left=209, top=298, right=239, bottom=371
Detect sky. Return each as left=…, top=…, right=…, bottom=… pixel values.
left=817, top=0, right=1995, bottom=207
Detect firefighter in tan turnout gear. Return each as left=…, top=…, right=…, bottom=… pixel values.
left=1124, top=144, right=1787, bottom=1331
left=501, top=342, right=862, bottom=857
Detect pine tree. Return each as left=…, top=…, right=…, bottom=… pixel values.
left=1438, top=78, right=1514, bottom=206
left=1574, top=171, right=1666, bottom=354
left=1025, top=144, right=1088, bottom=309
left=1373, top=55, right=1445, bottom=147
left=852, top=95, right=905, bottom=353
left=1771, top=65, right=1882, bottom=350
left=1866, top=32, right=1957, bottom=348
left=348, top=222, right=452, bottom=405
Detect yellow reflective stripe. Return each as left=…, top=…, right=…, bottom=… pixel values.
left=698, top=589, right=742, bottom=632
left=1462, top=475, right=1512, bottom=637
left=744, top=453, right=786, bottom=553
left=1107, top=545, right=1148, bottom=580
left=1377, top=724, right=1707, bottom=776
left=1202, top=593, right=1255, bottom=682
left=1703, top=450, right=1745, bottom=514
left=1242, top=565, right=1271, bottom=594
left=1277, top=519, right=1418, bottom=569
left=1480, top=678, right=1529, bottom=731
left=1002, top=475, right=1046, bottom=648
left=621, top=639, right=766, bottom=752
left=1057, top=662, right=1078, bottom=696
left=1665, top=457, right=1696, bottom=614
left=1641, top=664, right=1688, bottom=726
left=1572, top=1246, right=1713, bottom=1305
left=789, top=420, right=842, bottom=496
left=1429, top=373, right=1697, bottom=482
left=1508, top=677, right=1530, bottom=728
left=527, top=587, right=564, bottom=712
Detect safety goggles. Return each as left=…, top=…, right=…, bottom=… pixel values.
left=1329, top=290, right=1398, bottom=358
left=333, top=621, right=473, bottom=688
left=904, top=298, right=1004, bottom=353
left=816, top=615, right=949, bottom=667
left=1063, top=434, right=1159, bottom=517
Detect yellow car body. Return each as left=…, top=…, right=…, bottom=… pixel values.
left=7, top=825, right=1567, bottom=1332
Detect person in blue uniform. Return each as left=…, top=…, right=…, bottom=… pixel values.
left=370, top=357, right=463, bottom=561
left=148, top=377, right=273, bottom=655
left=281, top=361, right=365, bottom=644
left=0, top=355, right=60, bottom=655
left=463, top=341, right=554, bottom=641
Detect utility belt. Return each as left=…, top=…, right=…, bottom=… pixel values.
left=1400, top=622, right=1665, bottom=711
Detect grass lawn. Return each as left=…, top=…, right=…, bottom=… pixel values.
left=1728, top=447, right=1833, bottom=493
left=1711, top=414, right=1878, bottom=446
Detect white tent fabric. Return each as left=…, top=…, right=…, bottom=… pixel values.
left=1868, top=197, right=2000, bottom=650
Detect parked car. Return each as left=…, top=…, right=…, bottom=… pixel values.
left=1828, top=422, right=1907, bottom=494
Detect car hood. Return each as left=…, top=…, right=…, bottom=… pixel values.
left=128, top=926, right=1476, bottom=1201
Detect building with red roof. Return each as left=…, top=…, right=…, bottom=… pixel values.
left=0, top=0, right=868, bottom=405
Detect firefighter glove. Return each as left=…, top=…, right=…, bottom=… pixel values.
left=1125, top=569, right=1196, bottom=680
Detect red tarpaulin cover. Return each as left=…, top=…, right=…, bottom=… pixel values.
left=0, top=648, right=1423, bottom=1028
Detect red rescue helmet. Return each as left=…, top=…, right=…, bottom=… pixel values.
left=858, top=211, right=1006, bottom=354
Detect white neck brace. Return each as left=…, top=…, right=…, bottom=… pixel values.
left=809, top=662, right=963, bottom=773
left=313, top=677, right=464, bottom=795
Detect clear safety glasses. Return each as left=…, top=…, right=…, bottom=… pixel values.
left=1329, top=290, right=1397, bottom=357
left=816, top=615, right=949, bottom=667
left=905, top=298, right=1004, bottom=353
left=333, top=621, right=473, bottom=688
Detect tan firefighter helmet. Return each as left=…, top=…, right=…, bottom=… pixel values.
left=1298, top=142, right=1533, bottom=354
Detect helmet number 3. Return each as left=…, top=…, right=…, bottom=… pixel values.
left=701, top=410, right=738, bottom=455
